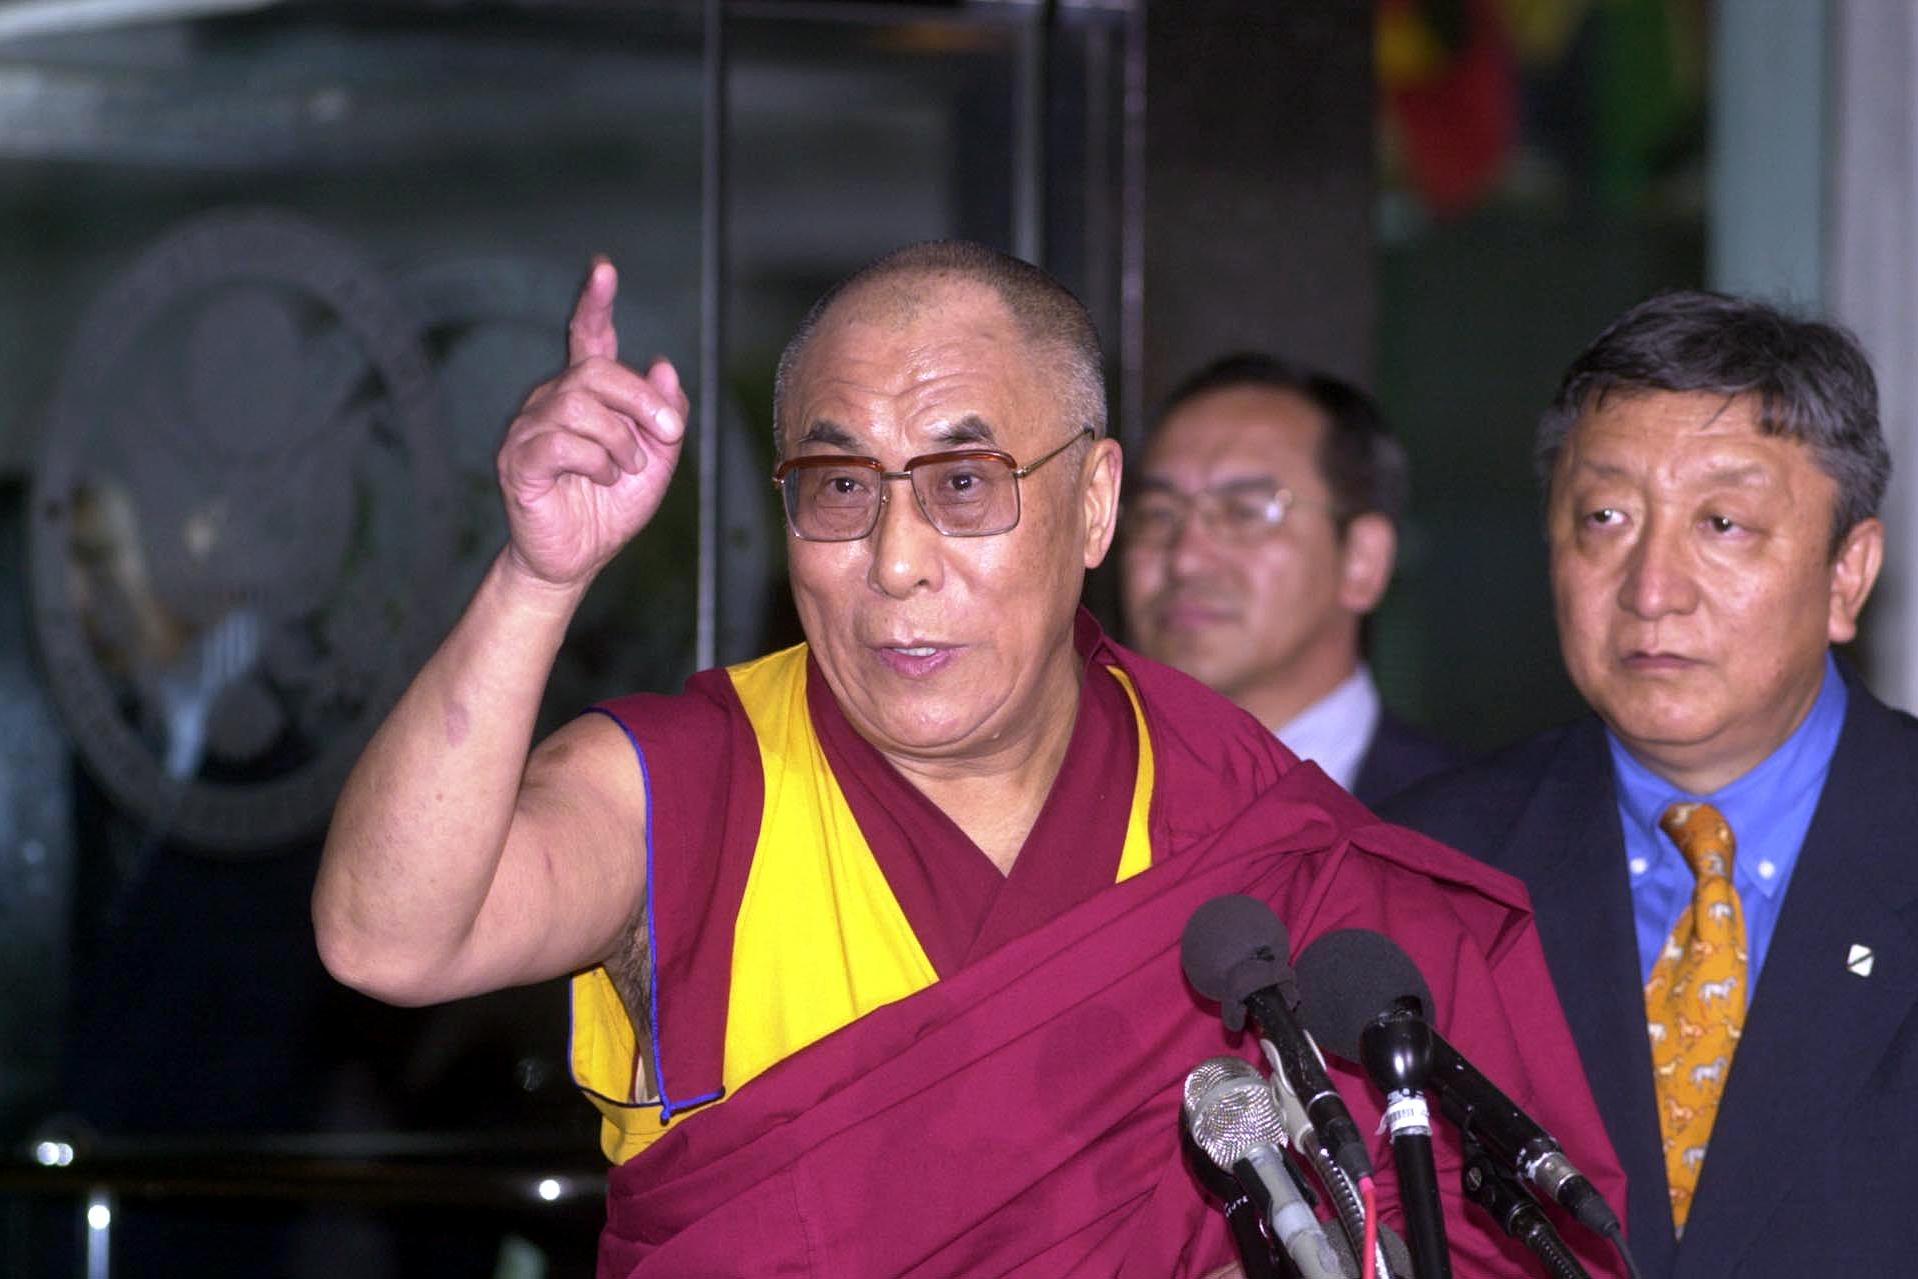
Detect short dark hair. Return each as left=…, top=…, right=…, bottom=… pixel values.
left=1151, top=352, right=1408, bottom=529
left=771, top=240, right=1106, bottom=454
left=1537, top=290, right=1890, bottom=550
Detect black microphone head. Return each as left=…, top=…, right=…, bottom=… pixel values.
left=1292, top=928, right=1436, bottom=1062
left=1181, top=895, right=1295, bottom=1031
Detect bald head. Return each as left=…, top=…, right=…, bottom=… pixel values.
left=772, top=241, right=1107, bottom=454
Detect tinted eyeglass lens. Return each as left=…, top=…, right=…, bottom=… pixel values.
left=912, top=456, right=1017, bottom=535
left=787, top=465, right=880, bottom=540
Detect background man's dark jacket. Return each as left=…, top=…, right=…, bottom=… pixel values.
left=1384, top=668, right=1918, bottom=1278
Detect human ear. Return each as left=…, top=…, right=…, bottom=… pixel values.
left=1337, top=512, right=1398, bottom=615
left=1828, top=517, right=1885, bottom=644
left=1079, top=437, right=1124, bottom=568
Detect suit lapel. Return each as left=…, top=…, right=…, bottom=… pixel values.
left=1675, top=688, right=1918, bottom=1275
left=1502, top=720, right=1681, bottom=1275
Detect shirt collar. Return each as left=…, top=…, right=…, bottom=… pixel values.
left=1608, top=653, right=1847, bottom=902
left=1277, top=664, right=1380, bottom=792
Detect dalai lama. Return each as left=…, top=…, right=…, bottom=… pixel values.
left=314, top=241, right=1625, bottom=1277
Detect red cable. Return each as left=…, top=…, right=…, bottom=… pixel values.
left=1359, top=1175, right=1379, bottom=1279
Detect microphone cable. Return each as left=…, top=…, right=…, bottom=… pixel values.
left=1359, top=1175, right=1379, bottom=1279
left=1607, top=1226, right=1647, bottom=1279
left=1263, top=1037, right=1394, bottom=1279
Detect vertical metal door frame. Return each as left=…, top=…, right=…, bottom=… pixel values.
left=696, top=0, right=726, bottom=672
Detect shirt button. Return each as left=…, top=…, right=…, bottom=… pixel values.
left=1758, top=859, right=1776, bottom=879
left=1630, top=856, right=1649, bottom=876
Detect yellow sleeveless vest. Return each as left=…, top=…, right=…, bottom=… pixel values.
left=571, top=645, right=1156, bottom=1162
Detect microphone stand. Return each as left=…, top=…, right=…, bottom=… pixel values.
left=1459, top=1136, right=1590, bottom=1279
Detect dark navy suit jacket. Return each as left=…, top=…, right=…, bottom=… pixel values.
left=1384, top=668, right=1918, bottom=1277
left=1353, top=710, right=1462, bottom=808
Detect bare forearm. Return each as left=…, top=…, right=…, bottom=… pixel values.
left=313, top=548, right=586, bottom=1000
left=316, top=259, right=682, bottom=1005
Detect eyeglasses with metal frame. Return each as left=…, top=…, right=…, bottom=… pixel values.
left=1119, top=478, right=1341, bottom=549
left=772, top=426, right=1094, bottom=542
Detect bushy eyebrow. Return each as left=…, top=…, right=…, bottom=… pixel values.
left=1132, top=474, right=1281, bottom=496
left=930, top=415, right=999, bottom=448
left=1561, top=459, right=1632, bottom=484
left=1696, top=462, right=1774, bottom=489
left=792, top=420, right=862, bottom=451
left=1566, top=457, right=1775, bottom=489
left=792, top=414, right=1003, bottom=454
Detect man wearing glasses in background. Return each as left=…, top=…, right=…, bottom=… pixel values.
left=314, top=242, right=1623, bottom=1277
left=1121, top=355, right=1459, bottom=806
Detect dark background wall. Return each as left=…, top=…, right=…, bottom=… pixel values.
left=1143, top=1, right=1377, bottom=396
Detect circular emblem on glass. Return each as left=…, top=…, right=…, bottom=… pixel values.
left=30, top=208, right=452, bottom=856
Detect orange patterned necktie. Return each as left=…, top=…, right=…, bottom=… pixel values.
left=1644, top=800, right=1747, bottom=1235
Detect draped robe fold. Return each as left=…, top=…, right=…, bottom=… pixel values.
left=575, top=614, right=1628, bottom=1277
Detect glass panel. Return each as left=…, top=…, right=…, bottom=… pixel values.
left=0, top=2, right=1136, bottom=1272
left=0, top=6, right=703, bottom=1272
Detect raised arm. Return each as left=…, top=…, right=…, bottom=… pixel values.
left=313, top=259, right=689, bottom=1006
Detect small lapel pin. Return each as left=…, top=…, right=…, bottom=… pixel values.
left=1847, top=943, right=1875, bottom=978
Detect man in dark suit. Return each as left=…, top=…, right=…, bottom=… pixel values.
left=1120, top=353, right=1459, bottom=806
left=1386, top=291, right=1911, bottom=1277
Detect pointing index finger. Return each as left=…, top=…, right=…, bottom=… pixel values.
left=567, top=256, right=619, bottom=366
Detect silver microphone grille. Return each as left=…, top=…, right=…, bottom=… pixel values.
left=1182, top=1055, right=1290, bottom=1166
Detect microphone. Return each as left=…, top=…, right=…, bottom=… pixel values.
left=1293, top=929, right=1622, bottom=1241
left=1181, top=896, right=1373, bottom=1184
left=1180, top=1115, right=1283, bottom=1279
left=1184, top=1056, right=1346, bottom=1279
left=1292, top=931, right=1450, bottom=1279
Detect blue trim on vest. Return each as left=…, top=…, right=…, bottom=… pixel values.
left=585, top=707, right=726, bottom=1127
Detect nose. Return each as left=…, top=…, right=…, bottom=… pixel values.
left=867, top=475, right=944, bottom=599
left=1164, top=502, right=1225, bottom=578
left=1617, top=514, right=1698, bottom=619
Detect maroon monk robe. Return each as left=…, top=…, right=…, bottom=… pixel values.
left=591, top=611, right=1256, bottom=1124
left=807, top=627, right=1146, bottom=977
left=594, top=627, right=1630, bottom=1277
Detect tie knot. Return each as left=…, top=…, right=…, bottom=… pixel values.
left=1660, top=800, right=1735, bottom=880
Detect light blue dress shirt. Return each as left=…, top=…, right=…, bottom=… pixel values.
left=1609, top=654, right=1847, bottom=996
left=1277, top=664, right=1380, bottom=793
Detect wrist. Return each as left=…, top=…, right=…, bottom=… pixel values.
left=493, top=546, right=594, bottom=619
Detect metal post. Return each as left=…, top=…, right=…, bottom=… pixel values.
left=1081, top=17, right=1114, bottom=340
left=1013, top=0, right=1057, bottom=267
left=1118, top=0, right=1146, bottom=451
left=696, top=0, right=726, bottom=671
